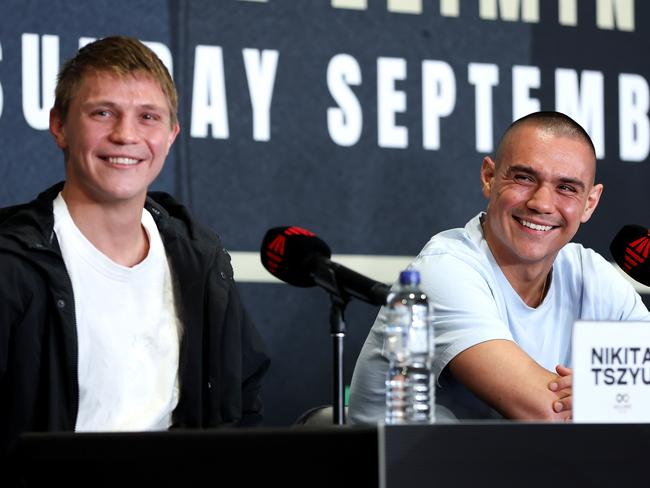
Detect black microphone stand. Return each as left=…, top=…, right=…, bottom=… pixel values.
left=311, top=263, right=350, bottom=425
left=328, top=293, right=348, bottom=426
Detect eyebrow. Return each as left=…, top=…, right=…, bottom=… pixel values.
left=506, top=164, right=586, bottom=192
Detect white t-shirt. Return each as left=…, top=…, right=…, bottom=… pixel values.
left=348, top=212, right=650, bottom=423
left=53, top=194, right=181, bottom=431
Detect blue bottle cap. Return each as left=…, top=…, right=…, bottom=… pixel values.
left=399, top=269, right=420, bottom=285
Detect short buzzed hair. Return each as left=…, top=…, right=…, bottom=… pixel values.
left=495, top=111, right=596, bottom=163
left=54, top=36, right=178, bottom=127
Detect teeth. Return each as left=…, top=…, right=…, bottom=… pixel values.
left=521, top=219, right=552, bottom=232
left=107, top=157, right=139, bottom=165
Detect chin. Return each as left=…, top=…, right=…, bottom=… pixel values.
left=519, top=246, right=561, bottom=263
left=99, top=186, right=147, bottom=202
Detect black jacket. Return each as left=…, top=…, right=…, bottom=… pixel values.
left=0, top=183, right=270, bottom=454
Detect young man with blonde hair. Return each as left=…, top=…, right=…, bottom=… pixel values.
left=0, top=36, right=269, bottom=455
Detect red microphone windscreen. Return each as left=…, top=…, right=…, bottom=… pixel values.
left=260, top=226, right=331, bottom=287
left=610, top=224, right=650, bottom=286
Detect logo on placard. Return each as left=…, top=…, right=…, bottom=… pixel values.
left=614, top=392, right=632, bottom=413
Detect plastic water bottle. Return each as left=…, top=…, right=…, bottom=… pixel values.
left=383, top=273, right=411, bottom=425
left=405, top=272, right=434, bottom=424
left=384, top=269, right=434, bottom=424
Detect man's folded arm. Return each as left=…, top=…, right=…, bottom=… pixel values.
left=448, top=339, right=571, bottom=420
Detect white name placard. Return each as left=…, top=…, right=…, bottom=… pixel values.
left=573, top=320, right=650, bottom=423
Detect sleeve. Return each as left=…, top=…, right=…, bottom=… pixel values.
left=177, top=240, right=270, bottom=429
left=347, top=313, right=389, bottom=425
left=0, top=252, right=38, bottom=379
left=232, top=285, right=271, bottom=427
left=0, top=251, right=50, bottom=456
left=348, top=248, right=513, bottom=424
left=414, top=251, right=514, bottom=380
left=209, top=247, right=270, bottom=427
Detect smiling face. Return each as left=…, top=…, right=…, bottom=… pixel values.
left=50, top=70, right=180, bottom=207
left=481, top=123, right=603, bottom=271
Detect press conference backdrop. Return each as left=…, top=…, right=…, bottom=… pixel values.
left=1, top=0, right=649, bottom=425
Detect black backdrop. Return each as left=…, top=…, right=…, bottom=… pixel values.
left=1, top=0, right=649, bottom=425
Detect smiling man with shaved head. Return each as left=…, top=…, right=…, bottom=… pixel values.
left=349, top=111, right=650, bottom=423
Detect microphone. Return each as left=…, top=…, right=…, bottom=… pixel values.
left=610, top=224, right=650, bottom=286
left=261, top=226, right=390, bottom=306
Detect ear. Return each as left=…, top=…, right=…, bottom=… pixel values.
left=480, top=156, right=496, bottom=199
left=49, top=108, right=68, bottom=150
left=580, top=183, right=604, bottom=223
left=165, top=121, right=180, bottom=155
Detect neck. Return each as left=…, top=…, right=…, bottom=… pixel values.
left=481, top=215, right=552, bottom=308
left=61, top=188, right=149, bottom=267
left=500, top=263, right=551, bottom=308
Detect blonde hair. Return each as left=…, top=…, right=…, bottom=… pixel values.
left=54, top=36, right=178, bottom=127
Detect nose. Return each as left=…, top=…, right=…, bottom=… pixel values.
left=527, top=184, right=554, bottom=213
left=109, top=115, right=139, bottom=144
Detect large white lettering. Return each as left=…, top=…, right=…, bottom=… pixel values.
left=388, top=0, right=422, bottom=14
left=78, top=37, right=95, bottom=48
left=21, top=33, right=58, bottom=130
left=3, top=34, right=644, bottom=162
left=334, top=0, right=461, bottom=15
left=327, top=54, right=363, bottom=147
left=468, top=63, right=499, bottom=153
left=422, top=60, right=456, bottom=150
left=440, top=0, right=460, bottom=16
left=597, top=0, right=635, bottom=31
left=243, top=48, right=279, bottom=142
left=559, top=0, right=578, bottom=26
left=332, top=0, right=366, bottom=9
left=555, top=68, right=605, bottom=158
left=328, top=0, right=636, bottom=31
left=378, top=57, right=408, bottom=148
left=619, top=73, right=649, bottom=162
left=512, top=65, right=541, bottom=121
left=479, top=0, right=540, bottom=22
left=190, top=45, right=229, bottom=139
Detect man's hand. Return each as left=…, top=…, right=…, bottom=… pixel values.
left=548, top=364, right=573, bottom=420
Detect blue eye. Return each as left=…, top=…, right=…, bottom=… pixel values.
left=142, top=113, right=161, bottom=121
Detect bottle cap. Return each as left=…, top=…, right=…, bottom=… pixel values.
left=399, top=269, right=420, bottom=285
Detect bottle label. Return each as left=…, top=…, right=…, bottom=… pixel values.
left=381, top=308, right=410, bottom=363
left=409, top=306, right=430, bottom=355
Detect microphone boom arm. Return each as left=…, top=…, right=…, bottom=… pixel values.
left=309, top=256, right=390, bottom=306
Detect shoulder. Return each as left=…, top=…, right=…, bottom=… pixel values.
left=416, top=216, right=494, bottom=286
left=556, top=242, right=620, bottom=278
left=413, top=238, right=503, bottom=318
left=146, top=191, right=234, bottom=278
left=419, top=213, right=486, bottom=259
left=553, top=242, right=630, bottom=294
left=146, top=191, right=222, bottom=248
left=0, top=185, right=60, bottom=243
left=557, top=243, right=649, bottom=318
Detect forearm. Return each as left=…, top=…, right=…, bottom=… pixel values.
left=448, top=339, right=571, bottom=421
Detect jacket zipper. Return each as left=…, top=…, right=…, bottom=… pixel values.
left=31, top=234, right=80, bottom=429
